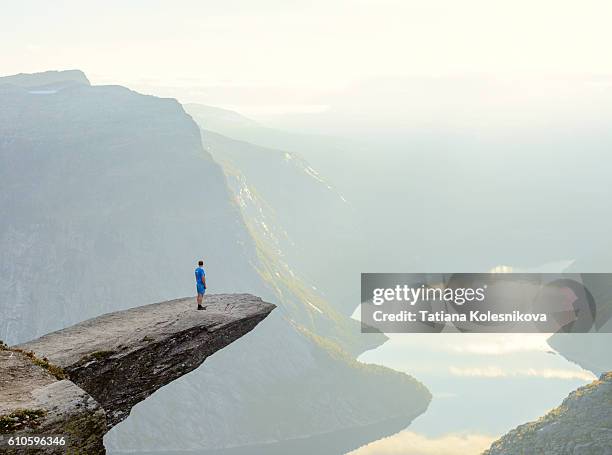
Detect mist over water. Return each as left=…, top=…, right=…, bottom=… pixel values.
left=185, top=80, right=612, bottom=453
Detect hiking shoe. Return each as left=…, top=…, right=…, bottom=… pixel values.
left=197, top=305, right=204, bottom=310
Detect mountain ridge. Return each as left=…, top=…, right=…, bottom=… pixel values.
left=483, top=372, right=612, bottom=455
left=0, top=69, right=90, bottom=89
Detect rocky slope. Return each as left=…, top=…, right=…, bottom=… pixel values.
left=0, top=350, right=106, bottom=454
left=483, top=372, right=612, bottom=455
left=0, top=294, right=274, bottom=454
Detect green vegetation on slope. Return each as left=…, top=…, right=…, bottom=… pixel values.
left=0, top=409, right=47, bottom=434
left=0, top=341, right=67, bottom=380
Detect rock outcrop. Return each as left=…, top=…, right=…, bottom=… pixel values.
left=0, top=294, right=274, bottom=454
left=483, top=372, right=612, bottom=455
left=0, top=350, right=107, bottom=454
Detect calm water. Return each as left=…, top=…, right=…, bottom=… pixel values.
left=349, top=332, right=594, bottom=455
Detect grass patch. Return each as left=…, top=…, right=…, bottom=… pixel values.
left=1, top=341, right=68, bottom=380
left=0, top=409, right=47, bottom=434
left=28, top=354, right=68, bottom=380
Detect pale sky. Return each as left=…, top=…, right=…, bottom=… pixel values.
left=2, top=0, right=612, bottom=117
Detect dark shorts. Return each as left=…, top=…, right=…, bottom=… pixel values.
left=197, top=283, right=206, bottom=296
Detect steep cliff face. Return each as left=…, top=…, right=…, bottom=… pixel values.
left=0, top=294, right=274, bottom=454
left=0, top=77, right=261, bottom=343
left=0, top=71, right=430, bottom=453
left=484, top=372, right=612, bottom=455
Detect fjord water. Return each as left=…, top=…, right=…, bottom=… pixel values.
left=350, top=333, right=593, bottom=455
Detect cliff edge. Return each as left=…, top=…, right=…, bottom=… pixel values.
left=0, top=294, right=274, bottom=454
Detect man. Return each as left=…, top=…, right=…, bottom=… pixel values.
left=195, top=260, right=207, bottom=310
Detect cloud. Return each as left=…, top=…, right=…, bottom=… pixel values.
left=349, top=431, right=496, bottom=455
left=24, top=43, right=43, bottom=52
left=449, top=366, right=506, bottom=378
left=447, top=334, right=551, bottom=355
left=449, top=366, right=596, bottom=381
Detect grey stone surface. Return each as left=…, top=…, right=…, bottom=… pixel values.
left=1, top=294, right=274, bottom=454
left=0, top=350, right=106, bottom=454
left=17, top=293, right=275, bottom=427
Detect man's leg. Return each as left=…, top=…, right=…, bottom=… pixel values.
left=197, top=294, right=202, bottom=305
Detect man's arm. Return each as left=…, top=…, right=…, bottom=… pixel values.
left=202, top=274, right=207, bottom=288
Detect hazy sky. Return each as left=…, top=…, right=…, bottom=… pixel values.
left=3, top=0, right=612, bottom=117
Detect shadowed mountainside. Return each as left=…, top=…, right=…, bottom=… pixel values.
left=185, top=104, right=363, bottom=317
left=0, top=71, right=430, bottom=453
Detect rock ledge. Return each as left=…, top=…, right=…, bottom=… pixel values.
left=1, top=294, right=274, bottom=454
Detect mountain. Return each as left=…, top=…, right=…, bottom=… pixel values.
left=184, top=103, right=362, bottom=198
left=0, top=69, right=90, bottom=90
left=185, top=104, right=367, bottom=316
left=0, top=71, right=430, bottom=453
left=184, top=104, right=262, bottom=131
left=197, top=129, right=364, bottom=323
left=484, top=372, right=612, bottom=455
left=187, top=102, right=612, bottom=287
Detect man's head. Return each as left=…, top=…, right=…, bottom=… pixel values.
left=198, top=260, right=204, bottom=266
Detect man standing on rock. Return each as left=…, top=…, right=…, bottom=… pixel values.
left=195, top=260, right=207, bottom=310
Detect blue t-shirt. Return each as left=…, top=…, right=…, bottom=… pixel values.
left=195, top=267, right=205, bottom=285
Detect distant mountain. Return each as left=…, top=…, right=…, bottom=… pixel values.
left=200, top=129, right=365, bottom=319
left=185, top=104, right=368, bottom=315
left=184, top=103, right=362, bottom=199
left=187, top=102, right=612, bottom=286
left=0, top=72, right=430, bottom=453
left=186, top=103, right=262, bottom=130
left=0, top=69, right=90, bottom=89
